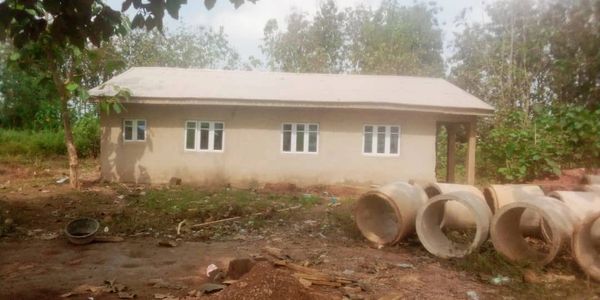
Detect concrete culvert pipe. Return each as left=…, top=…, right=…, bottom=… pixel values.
left=547, top=191, right=600, bottom=244
left=491, top=196, right=574, bottom=266
left=572, top=211, right=600, bottom=282
left=355, top=182, right=428, bottom=246
left=409, top=181, right=485, bottom=229
left=415, top=191, right=492, bottom=258
left=483, top=184, right=544, bottom=237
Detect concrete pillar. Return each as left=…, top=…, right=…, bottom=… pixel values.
left=466, top=120, right=477, bottom=185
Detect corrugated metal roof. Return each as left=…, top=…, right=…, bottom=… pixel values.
left=89, top=67, right=494, bottom=115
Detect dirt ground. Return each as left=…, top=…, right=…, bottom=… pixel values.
left=1, top=157, right=599, bottom=299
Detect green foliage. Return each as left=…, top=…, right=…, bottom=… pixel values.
left=0, top=116, right=101, bottom=158
left=477, top=105, right=600, bottom=182
left=73, top=115, right=100, bottom=158
left=262, top=0, right=444, bottom=76
left=0, top=129, right=65, bottom=157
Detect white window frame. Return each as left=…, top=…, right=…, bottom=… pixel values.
left=362, top=124, right=401, bottom=156
left=183, top=120, right=225, bottom=153
left=281, top=123, right=319, bottom=154
left=123, top=119, right=146, bottom=142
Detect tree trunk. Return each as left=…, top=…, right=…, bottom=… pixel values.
left=60, top=96, right=80, bottom=189
left=48, top=52, right=80, bottom=189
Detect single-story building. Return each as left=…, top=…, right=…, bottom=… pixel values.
left=90, top=67, right=494, bottom=186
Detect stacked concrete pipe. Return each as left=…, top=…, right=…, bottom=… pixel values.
left=354, top=182, right=428, bottom=246
left=572, top=211, right=600, bottom=282
left=410, top=181, right=486, bottom=229
left=483, top=184, right=545, bottom=237
left=491, top=196, right=575, bottom=266
left=415, top=191, right=492, bottom=258
left=547, top=191, right=600, bottom=245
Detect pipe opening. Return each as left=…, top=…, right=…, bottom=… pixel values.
left=420, top=200, right=477, bottom=256
left=355, top=193, right=400, bottom=245
left=573, top=213, right=600, bottom=282
left=494, top=207, right=556, bottom=263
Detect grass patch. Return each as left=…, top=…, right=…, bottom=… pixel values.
left=448, top=242, right=600, bottom=298
left=108, top=186, right=321, bottom=238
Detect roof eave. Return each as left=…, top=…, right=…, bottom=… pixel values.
left=90, top=96, right=494, bottom=116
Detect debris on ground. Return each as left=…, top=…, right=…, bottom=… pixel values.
left=490, top=275, right=511, bottom=285
left=176, top=220, right=186, bottom=236
left=148, top=278, right=185, bottom=290
left=394, top=263, right=415, bottom=269
left=56, top=177, right=69, bottom=184
left=198, top=283, right=226, bottom=294
left=94, top=236, right=125, bottom=243
left=39, top=232, right=59, bottom=240
left=61, top=280, right=132, bottom=298
left=262, top=246, right=290, bottom=260
left=466, top=290, right=479, bottom=300
left=212, top=262, right=317, bottom=300
left=158, top=240, right=178, bottom=247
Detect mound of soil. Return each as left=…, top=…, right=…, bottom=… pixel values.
left=212, top=262, right=320, bottom=300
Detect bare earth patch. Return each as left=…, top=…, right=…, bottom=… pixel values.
left=1, top=158, right=599, bottom=299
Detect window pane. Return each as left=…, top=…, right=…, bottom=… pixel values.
left=214, top=122, right=224, bottom=130
left=365, top=125, right=373, bottom=133
left=283, top=124, right=292, bottom=131
left=296, top=125, right=305, bottom=152
left=308, top=131, right=317, bottom=152
left=200, top=128, right=209, bottom=149
left=364, top=132, right=372, bottom=153
left=186, top=128, right=195, bottom=150
left=187, top=121, right=196, bottom=129
left=214, top=129, right=223, bottom=150
left=391, top=126, right=399, bottom=134
left=124, top=121, right=133, bottom=141
left=283, top=131, right=291, bottom=152
left=201, top=122, right=209, bottom=129
left=309, top=124, right=318, bottom=132
left=390, top=133, right=399, bottom=154
left=136, top=120, right=146, bottom=141
left=377, top=126, right=386, bottom=153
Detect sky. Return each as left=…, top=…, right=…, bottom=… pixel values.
left=107, top=0, right=495, bottom=63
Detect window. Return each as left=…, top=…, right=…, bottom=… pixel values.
left=184, top=121, right=224, bottom=152
left=363, top=125, right=400, bottom=155
left=282, top=123, right=319, bottom=153
left=123, top=119, right=146, bottom=141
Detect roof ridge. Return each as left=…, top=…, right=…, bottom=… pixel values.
left=127, top=66, right=446, bottom=81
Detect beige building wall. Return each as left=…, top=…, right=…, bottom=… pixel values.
left=100, top=103, right=450, bottom=186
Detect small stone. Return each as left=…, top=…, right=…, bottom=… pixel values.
left=227, top=258, right=256, bottom=280
left=466, top=290, right=479, bottom=300
left=158, top=240, right=178, bottom=247
left=199, top=283, right=225, bottom=294
left=169, top=177, right=182, bottom=186
left=523, top=269, right=540, bottom=284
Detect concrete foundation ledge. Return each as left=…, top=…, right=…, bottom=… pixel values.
left=491, top=196, right=573, bottom=266
left=572, top=211, right=600, bottom=282
left=415, top=191, right=492, bottom=258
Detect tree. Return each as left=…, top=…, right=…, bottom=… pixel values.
left=262, top=0, right=346, bottom=73
left=0, top=0, right=254, bottom=188
left=114, top=26, right=240, bottom=69
left=261, top=0, right=444, bottom=76
left=345, top=1, right=444, bottom=76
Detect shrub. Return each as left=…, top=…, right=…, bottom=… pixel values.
left=73, top=115, right=100, bottom=158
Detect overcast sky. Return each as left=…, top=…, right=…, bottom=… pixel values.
left=107, top=0, right=494, bottom=63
